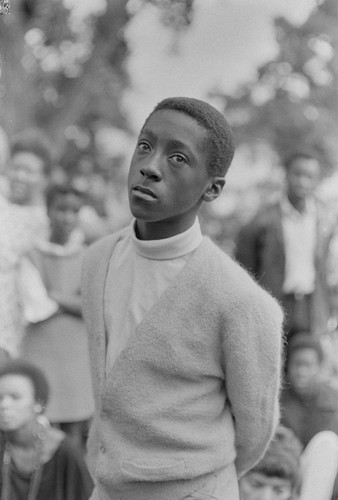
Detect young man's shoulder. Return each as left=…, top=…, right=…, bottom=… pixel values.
left=201, top=237, right=281, bottom=308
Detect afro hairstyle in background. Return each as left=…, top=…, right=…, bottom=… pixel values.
left=0, top=360, right=49, bottom=411
left=144, top=97, right=235, bottom=178
left=250, top=425, right=303, bottom=491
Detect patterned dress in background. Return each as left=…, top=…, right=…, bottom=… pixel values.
left=0, top=196, right=48, bottom=357
left=21, top=239, right=94, bottom=424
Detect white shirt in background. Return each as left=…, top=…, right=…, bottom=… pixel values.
left=282, top=198, right=317, bottom=295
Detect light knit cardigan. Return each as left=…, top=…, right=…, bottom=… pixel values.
left=81, top=231, right=283, bottom=500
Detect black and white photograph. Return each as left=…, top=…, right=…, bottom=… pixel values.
left=1, top=1, right=338, bottom=499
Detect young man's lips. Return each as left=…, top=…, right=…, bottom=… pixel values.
left=132, top=185, right=157, bottom=199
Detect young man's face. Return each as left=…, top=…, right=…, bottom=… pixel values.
left=287, top=347, right=321, bottom=396
left=239, top=472, right=293, bottom=500
left=286, top=157, right=321, bottom=202
left=128, top=109, right=223, bottom=239
left=7, top=152, right=46, bottom=205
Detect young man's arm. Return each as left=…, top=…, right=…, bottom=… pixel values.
left=223, top=283, right=284, bottom=477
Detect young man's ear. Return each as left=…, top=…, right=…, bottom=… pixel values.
left=202, top=177, right=225, bottom=203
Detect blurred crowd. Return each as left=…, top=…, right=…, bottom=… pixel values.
left=235, top=150, right=338, bottom=500
left=1, top=128, right=338, bottom=500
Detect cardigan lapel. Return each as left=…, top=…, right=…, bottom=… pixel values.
left=89, top=233, right=123, bottom=390
left=104, top=237, right=210, bottom=380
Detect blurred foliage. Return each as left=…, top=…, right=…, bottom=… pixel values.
left=0, top=0, right=195, bottom=230
left=0, top=0, right=129, bottom=152
left=2, top=0, right=337, bottom=248
left=214, top=0, right=338, bottom=174
left=0, top=0, right=195, bottom=157
left=202, top=0, right=338, bottom=252
left=135, top=0, right=194, bottom=29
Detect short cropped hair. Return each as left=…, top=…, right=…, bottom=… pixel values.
left=10, top=128, right=52, bottom=175
left=283, top=150, right=320, bottom=171
left=287, top=332, right=324, bottom=366
left=145, top=97, right=235, bottom=177
left=0, top=360, right=49, bottom=410
left=251, top=425, right=303, bottom=490
left=45, top=183, right=86, bottom=211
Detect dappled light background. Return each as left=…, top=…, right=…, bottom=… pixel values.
left=1, top=0, right=338, bottom=249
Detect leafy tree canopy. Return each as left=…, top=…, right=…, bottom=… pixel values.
left=216, top=0, right=338, bottom=173
left=0, top=0, right=195, bottom=161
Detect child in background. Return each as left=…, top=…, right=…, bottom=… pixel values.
left=239, top=426, right=302, bottom=500
left=281, top=332, right=338, bottom=499
left=0, top=359, right=93, bottom=499
left=281, top=333, right=338, bottom=446
left=21, top=184, right=94, bottom=451
left=239, top=425, right=338, bottom=500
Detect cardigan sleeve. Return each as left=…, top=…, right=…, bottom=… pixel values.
left=222, top=280, right=284, bottom=477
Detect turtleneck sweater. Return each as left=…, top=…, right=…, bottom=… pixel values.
left=82, top=226, right=283, bottom=500
left=105, top=218, right=202, bottom=374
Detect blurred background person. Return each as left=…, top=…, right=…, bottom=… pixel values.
left=0, top=359, right=93, bottom=500
left=6, top=129, right=50, bottom=212
left=235, top=150, right=334, bottom=341
left=239, top=426, right=303, bottom=500
left=21, top=184, right=94, bottom=451
left=281, top=333, right=338, bottom=498
left=239, top=425, right=338, bottom=500
left=0, top=129, right=53, bottom=362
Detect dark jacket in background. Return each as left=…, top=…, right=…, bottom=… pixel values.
left=235, top=200, right=334, bottom=336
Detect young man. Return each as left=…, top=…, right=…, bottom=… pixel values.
left=81, top=97, right=283, bottom=500
left=235, top=151, right=334, bottom=339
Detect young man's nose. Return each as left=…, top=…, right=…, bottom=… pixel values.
left=140, top=155, right=162, bottom=181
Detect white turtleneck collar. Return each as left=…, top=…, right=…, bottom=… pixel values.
left=131, top=218, right=203, bottom=261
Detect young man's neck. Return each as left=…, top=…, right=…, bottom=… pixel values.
left=135, top=217, right=197, bottom=241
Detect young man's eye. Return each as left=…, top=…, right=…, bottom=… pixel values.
left=170, top=154, right=187, bottom=164
left=138, top=141, right=150, bottom=152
